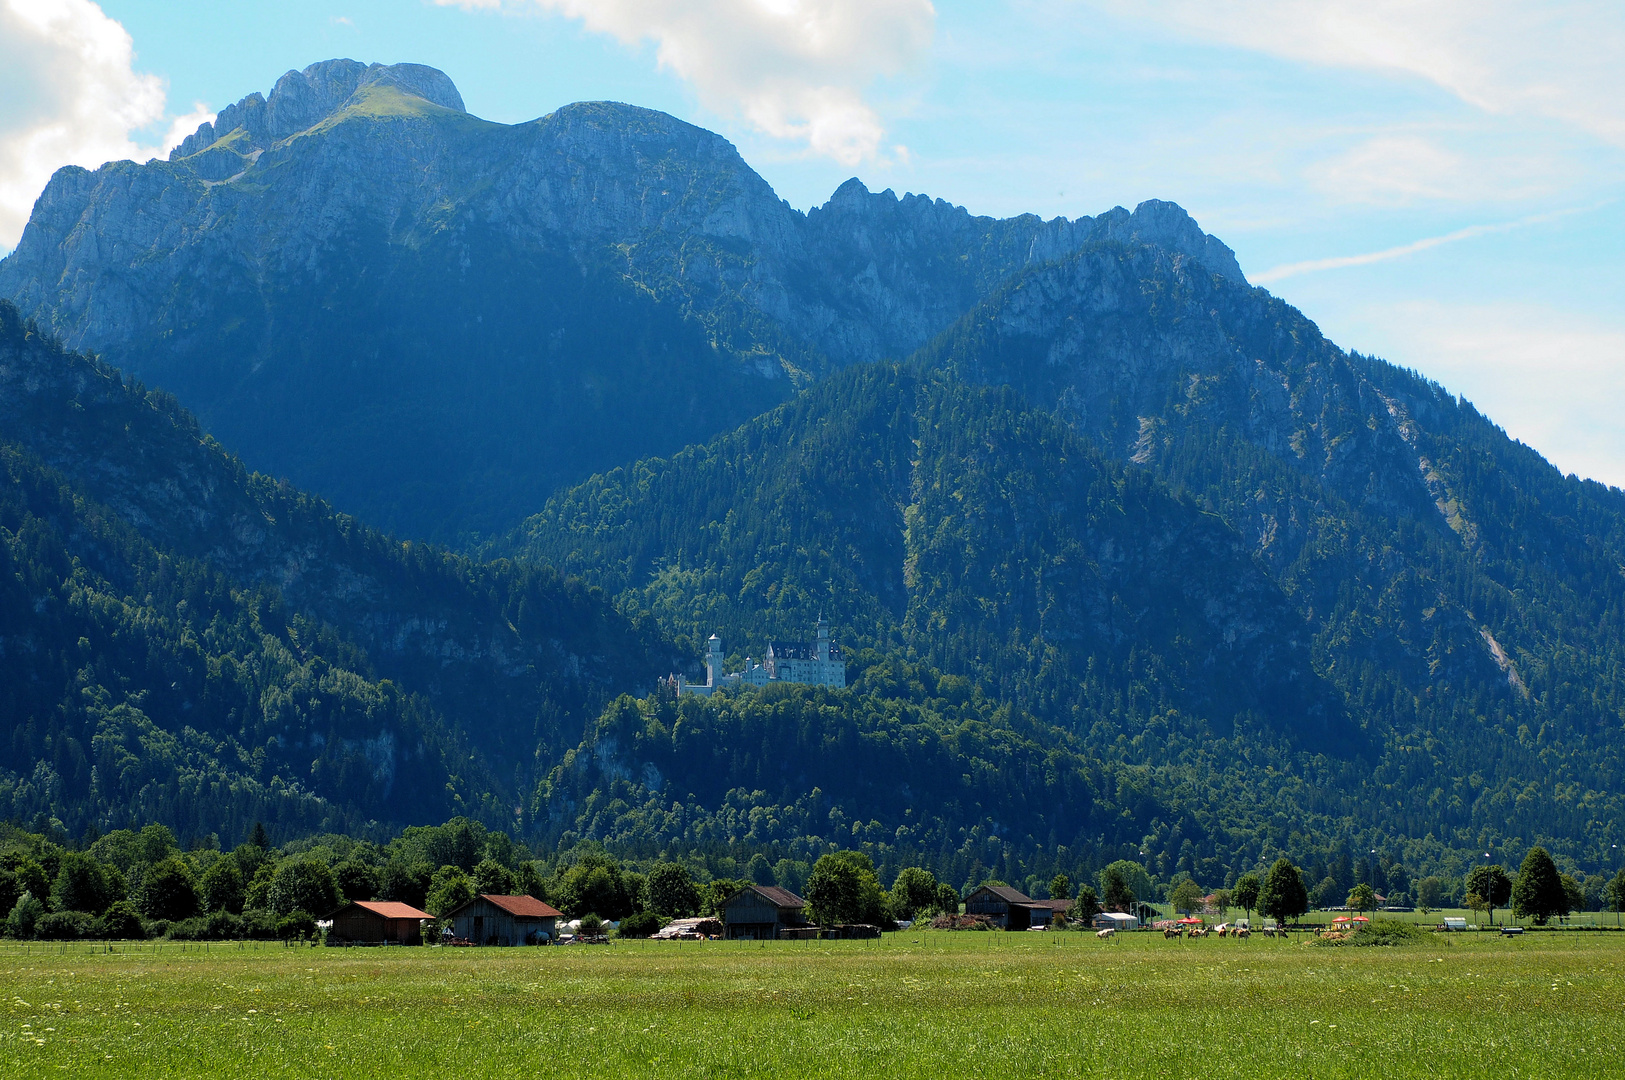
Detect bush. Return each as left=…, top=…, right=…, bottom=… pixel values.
left=163, top=916, right=211, bottom=941
left=576, top=913, right=606, bottom=937
left=241, top=909, right=280, bottom=940
left=1314, top=920, right=1427, bottom=947
left=5, top=891, right=45, bottom=938
left=96, top=901, right=146, bottom=940
left=35, top=910, right=97, bottom=940
left=616, top=911, right=664, bottom=938
left=277, top=910, right=317, bottom=941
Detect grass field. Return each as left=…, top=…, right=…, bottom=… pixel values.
left=1, top=929, right=1620, bottom=1078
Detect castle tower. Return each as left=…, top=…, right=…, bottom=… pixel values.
left=815, top=616, right=830, bottom=663
left=707, top=634, right=724, bottom=688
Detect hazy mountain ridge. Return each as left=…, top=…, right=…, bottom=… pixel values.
left=0, top=59, right=1242, bottom=538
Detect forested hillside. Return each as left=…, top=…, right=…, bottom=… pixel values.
left=0, top=301, right=676, bottom=834
left=510, top=355, right=1625, bottom=883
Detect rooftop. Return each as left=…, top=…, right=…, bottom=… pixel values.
left=473, top=894, right=563, bottom=918
left=345, top=900, right=433, bottom=920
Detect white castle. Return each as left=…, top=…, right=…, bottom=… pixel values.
left=672, top=618, right=846, bottom=696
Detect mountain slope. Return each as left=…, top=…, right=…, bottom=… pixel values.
left=0, top=300, right=679, bottom=825
left=912, top=243, right=1625, bottom=863
left=509, top=338, right=1625, bottom=872
left=511, top=362, right=1342, bottom=748
left=0, top=59, right=1241, bottom=539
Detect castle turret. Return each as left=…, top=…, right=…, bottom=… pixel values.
left=707, top=633, right=724, bottom=688
left=816, top=616, right=829, bottom=663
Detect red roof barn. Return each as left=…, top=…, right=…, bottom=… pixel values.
left=328, top=900, right=433, bottom=945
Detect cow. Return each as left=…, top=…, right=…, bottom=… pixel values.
left=1097, top=928, right=1116, bottom=940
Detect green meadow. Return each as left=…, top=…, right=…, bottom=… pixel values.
left=1, top=930, right=1620, bottom=1079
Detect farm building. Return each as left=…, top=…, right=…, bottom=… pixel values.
left=963, top=885, right=1071, bottom=929
left=719, top=885, right=809, bottom=940
left=1094, top=911, right=1140, bottom=931
left=444, top=894, right=563, bottom=945
left=327, top=900, right=433, bottom=945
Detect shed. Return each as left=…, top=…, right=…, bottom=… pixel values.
left=1094, top=911, right=1140, bottom=931
left=445, top=894, right=563, bottom=946
left=327, top=900, right=433, bottom=945
left=719, top=885, right=808, bottom=940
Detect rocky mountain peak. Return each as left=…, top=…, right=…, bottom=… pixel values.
left=170, top=58, right=465, bottom=160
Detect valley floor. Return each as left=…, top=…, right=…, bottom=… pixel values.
left=1, top=930, right=1619, bottom=1078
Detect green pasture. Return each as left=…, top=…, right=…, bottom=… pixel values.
left=1, top=929, right=1620, bottom=1078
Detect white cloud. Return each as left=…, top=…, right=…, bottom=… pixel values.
left=1253, top=205, right=1601, bottom=284
left=1098, top=1, right=1625, bottom=146
left=0, top=0, right=209, bottom=251
left=436, top=0, right=935, bottom=164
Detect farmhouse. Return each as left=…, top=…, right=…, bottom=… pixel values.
left=963, top=885, right=1070, bottom=930
left=673, top=618, right=845, bottom=696
left=444, top=894, right=563, bottom=945
left=719, top=884, right=810, bottom=940
left=327, top=900, right=433, bottom=945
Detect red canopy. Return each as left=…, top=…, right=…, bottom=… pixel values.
left=1178, top=916, right=1204, bottom=924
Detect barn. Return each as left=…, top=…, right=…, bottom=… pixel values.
left=964, top=885, right=1044, bottom=929
left=444, top=894, right=563, bottom=945
left=327, top=900, right=433, bottom=945
left=719, top=885, right=809, bottom=940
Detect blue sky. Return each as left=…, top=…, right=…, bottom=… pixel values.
left=3, top=0, right=1622, bottom=485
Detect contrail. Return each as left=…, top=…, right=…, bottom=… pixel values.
left=1253, top=204, right=1608, bottom=285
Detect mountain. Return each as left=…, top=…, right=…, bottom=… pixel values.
left=5, top=57, right=1623, bottom=890
left=508, top=321, right=1625, bottom=880
left=512, top=362, right=1339, bottom=747
left=0, top=299, right=676, bottom=837
left=0, top=59, right=1241, bottom=540
left=920, top=241, right=1625, bottom=821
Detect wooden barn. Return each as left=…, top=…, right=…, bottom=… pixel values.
left=327, top=900, right=433, bottom=945
left=963, top=885, right=1059, bottom=930
left=444, top=894, right=563, bottom=945
left=719, top=885, right=809, bottom=940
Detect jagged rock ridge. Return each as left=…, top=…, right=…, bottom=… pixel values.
left=0, top=59, right=1243, bottom=537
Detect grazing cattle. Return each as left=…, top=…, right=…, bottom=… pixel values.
left=1097, top=928, right=1116, bottom=940
left=1236, top=927, right=1251, bottom=939
left=1216, top=926, right=1229, bottom=937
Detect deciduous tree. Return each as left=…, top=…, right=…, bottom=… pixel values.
left=1259, top=859, right=1308, bottom=928
left=138, top=858, right=200, bottom=921
left=646, top=863, right=702, bottom=917
left=1233, top=874, right=1261, bottom=922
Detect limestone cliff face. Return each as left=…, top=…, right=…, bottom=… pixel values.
left=0, top=60, right=1242, bottom=537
